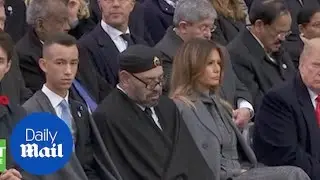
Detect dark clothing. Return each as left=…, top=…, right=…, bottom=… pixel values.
left=69, top=18, right=96, bottom=39
left=212, top=14, right=246, bottom=46
left=0, top=101, right=26, bottom=170
left=227, top=28, right=295, bottom=108
left=156, top=27, right=252, bottom=107
left=1, top=51, right=32, bottom=105
left=92, top=88, right=214, bottom=180
left=89, top=0, right=154, bottom=46
left=78, top=24, right=147, bottom=86
left=4, top=0, right=28, bottom=43
left=15, top=28, right=112, bottom=104
left=253, top=74, right=320, bottom=180
left=143, top=0, right=174, bottom=44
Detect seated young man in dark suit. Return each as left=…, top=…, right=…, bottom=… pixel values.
left=253, top=37, right=320, bottom=180
left=227, top=0, right=296, bottom=109
left=22, top=33, right=118, bottom=180
left=92, top=44, right=215, bottom=180
left=16, top=0, right=112, bottom=112
left=79, top=0, right=147, bottom=87
left=0, top=31, right=26, bottom=180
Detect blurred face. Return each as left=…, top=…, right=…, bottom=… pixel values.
left=300, top=45, right=320, bottom=93
left=0, top=5, right=5, bottom=30
left=99, top=0, right=134, bottom=29
left=67, top=0, right=81, bottom=25
left=0, top=47, right=11, bottom=81
left=179, top=18, right=215, bottom=41
left=300, top=12, right=320, bottom=39
left=198, top=49, right=221, bottom=91
left=40, top=44, right=79, bottom=96
left=124, top=66, right=164, bottom=107
left=259, top=13, right=292, bottom=53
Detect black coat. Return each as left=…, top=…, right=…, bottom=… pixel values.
left=92, top=88, right=214, bottom=180
left=15, top=28, right=112, bottom=104
left=68, top=18, right=96, bottom=40
left=156, top=27, right=253, bottom=107
left=212, top=14, right=246, bottom=46
left=253, top=74, right=320, bottom=180
left=143, top=0, right=174, bottom=44
left=4, top=0, right=28, bottom=43
left=78, top=24, right=147, bottom=86
left=227, top=28, right=295, bottom=109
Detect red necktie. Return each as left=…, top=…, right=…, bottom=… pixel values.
left=315, top=95, right=320, bottom=127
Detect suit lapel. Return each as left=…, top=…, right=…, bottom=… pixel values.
left=69, top=100, right=86, bottom=150
left=95, top=25, right=120, bottom=80
left=213, top=97, right=258, bottom=165
left=296, top=74, right=319, bottom=156
left=35, top=91, right=57, bottom=115
left=191, top=100, right=221, bottom=139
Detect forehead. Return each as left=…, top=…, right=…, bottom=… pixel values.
left=194, top=18, right=214, bottom=26
left=44, top=44, right=78, bottom=59
left=270, top=13, right=292, bottom=30
left=310, top=12, right=320, bottom=23
left=136, top=66, right=163, bottom=78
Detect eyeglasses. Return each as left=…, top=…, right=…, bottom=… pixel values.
left=266, top=25, right=292, bottom=39
left=130, top=73, right=164, bottom=90
left=198, top=24, right=217, bottom=33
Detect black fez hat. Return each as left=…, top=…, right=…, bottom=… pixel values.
left=119, top=44, right=162, bottom=73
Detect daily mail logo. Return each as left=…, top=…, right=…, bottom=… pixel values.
left=10, top=113, right=73, bottom=175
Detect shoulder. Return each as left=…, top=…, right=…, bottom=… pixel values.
left=262, top=80, right=296, bottom=106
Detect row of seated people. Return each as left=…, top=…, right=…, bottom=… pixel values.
left=0, top=0, right=319, bottom=179
left=0, top=29, right=313, bottom=180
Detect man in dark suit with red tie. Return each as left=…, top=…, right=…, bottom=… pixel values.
left=253, top=38, right=320, bottom=180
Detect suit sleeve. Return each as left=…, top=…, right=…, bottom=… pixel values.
left=228, top=51, right=264, bottom=108
left=253, top=91, right=320, bottom=179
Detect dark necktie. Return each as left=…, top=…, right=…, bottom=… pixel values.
left=120, top=33, right=134, bottom=47
left=315, top=95, right=320, bottom=127
left=144, top=107, right=153, bottom=118
left=72, top=79, right=97, bottom=112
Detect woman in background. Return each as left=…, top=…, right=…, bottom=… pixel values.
left=211, top=0, right=248, bottom=45
left=170, top=38, right=310, bottom=180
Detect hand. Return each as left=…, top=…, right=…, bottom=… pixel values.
left=0, top=169, right=22, bottom=180
left=233, top=108, right=251, bottom=128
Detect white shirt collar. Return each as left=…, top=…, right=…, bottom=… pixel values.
left=248, top=27, right=265, bottom=49
left=164, top=0, right=176, bottom=8
left=41, top=84, right=69, bottom=108
left=101, top=20, right=130, bottom=41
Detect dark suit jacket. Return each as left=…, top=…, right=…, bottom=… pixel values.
left=0, top=100, right=26, bottom=170
left=4, top=0, right=28, bottom=43
left=22, top=90, right=115, bottom=180
left=253, top=74, right=320, bottom=180
left=143, top=0, right=174, bottom=44
left=78, top=24, right=147, bottom=86
left=68, top=18, right=96, bottom=40
left=227, top=28, right=295, bottom=108
left=89, top=0, right=154, bottom=46
left=15, top=28, right=112, bottom=104
left=212, top=14, right=246, bottom=46
left=156, top=26, right=253, bottom=107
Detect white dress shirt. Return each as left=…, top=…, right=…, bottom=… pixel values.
left=308, top=88, right=318, bottom=109
left=42, top=85, right=77, bottom=143
left=164, top=0, right=176, bottom=8
left=101, top=20, right=130, bottom=52
left=116, top=84, right=162, bottom=130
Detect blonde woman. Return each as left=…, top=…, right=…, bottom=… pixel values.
left=67, top=0, right=95, bottom=39
left=210, top=0, right=248, bottom=45
left=170, top=38, right=310, bottom=180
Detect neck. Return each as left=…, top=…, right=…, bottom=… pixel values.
left=174, top=28, right=187, bottom=42
left=104, top=19, right=129, bottom=33
left=196, top=83, right=210, bottom=95
left=35, top=29, right=46, bottom=43
left=45, top=82, right=68, bottom=98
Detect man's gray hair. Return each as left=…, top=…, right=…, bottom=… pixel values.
left=173, top=0, right=217, bottom=26
left=26, top=0, right=66, bottom=27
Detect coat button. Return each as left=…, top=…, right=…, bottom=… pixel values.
left=202, top=143, right=208, bottom=149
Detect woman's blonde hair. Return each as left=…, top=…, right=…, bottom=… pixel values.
left=211, top=0, right=246, bottom=21
left=78, top=0, right=90, bottom=19
left=169, top=38, right=227, bottom=108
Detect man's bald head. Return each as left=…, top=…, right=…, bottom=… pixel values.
left=300, top=37, right=320, bottom=93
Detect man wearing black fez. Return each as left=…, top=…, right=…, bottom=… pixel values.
left=92, top=44, right=215, bottom=180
